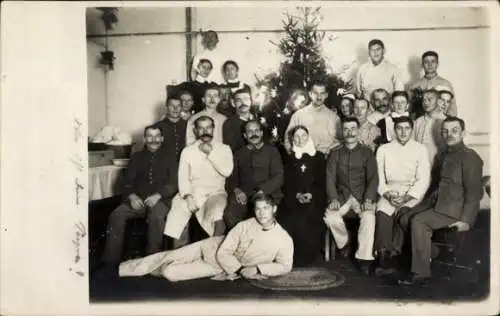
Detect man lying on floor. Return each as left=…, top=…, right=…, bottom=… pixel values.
left=119, top=193, right=294, bottom=281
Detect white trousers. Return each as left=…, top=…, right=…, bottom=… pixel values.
left=119, top=236, right=225, bottom=281
left=324, top=196, right=375, bottom=260
left=164, top=192, right=227, bottom=239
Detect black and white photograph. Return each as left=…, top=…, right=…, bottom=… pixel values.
left=86, top=3, right=493, bottom=303
left=1, top=1, right=499, bottom=315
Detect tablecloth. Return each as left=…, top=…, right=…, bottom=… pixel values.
left=89, top=165, right=126, bottom=201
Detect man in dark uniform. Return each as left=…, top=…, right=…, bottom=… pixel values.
left=396, top=116, right=483, bottom=284
left=222, top=88, right=255, bottom=152
left=101, top=125, right=178, bottom=268
left=224, top=120, right=284, bottom=230
left=153, top=96, right=187, bottom=161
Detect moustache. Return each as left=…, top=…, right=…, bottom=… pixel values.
left=249, top=135, right=260, bottom=140
left=200, top=133, right=213, bottom=138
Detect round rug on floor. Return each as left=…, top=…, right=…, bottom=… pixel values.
left=248, top=267, right=345, bottom=291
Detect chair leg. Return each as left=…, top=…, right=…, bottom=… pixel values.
left=325, top=231, right=330, bottom=262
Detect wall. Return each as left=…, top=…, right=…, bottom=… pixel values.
left=87, top=40, right=107, bottom=137
left=86, top=5, right=491, bottom=171
left=86, top=7, right=186, bottom=144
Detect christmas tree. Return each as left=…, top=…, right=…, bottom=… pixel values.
left=253, top=7, right=351, bottom=143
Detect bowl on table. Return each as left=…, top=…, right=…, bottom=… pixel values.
left=112, top=158, right=130, bottom=167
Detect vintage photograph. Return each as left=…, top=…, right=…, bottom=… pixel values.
left=86, top=4, right=492, bottom=303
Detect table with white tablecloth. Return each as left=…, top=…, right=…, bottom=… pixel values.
left=89, top=165, right=126, bottom=201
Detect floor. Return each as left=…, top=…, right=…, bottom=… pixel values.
left=89, top=198, right=490, bottom=302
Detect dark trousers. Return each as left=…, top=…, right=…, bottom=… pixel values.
left=375, top=212, right=396, bottom=253
left=102, top=200, right=169, bottom=264
left=223, top=195, right=251, bottom=231
left=409, top=209, right=455, bottom=277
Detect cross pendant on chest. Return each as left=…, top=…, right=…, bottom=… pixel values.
left=300, top=164, right=307, bottom=173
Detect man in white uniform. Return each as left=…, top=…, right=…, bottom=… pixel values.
left=164, top=116, right=233, bottom=248
left=120, top=193, right=294, bottom=282
left=374, top=116, right=431, bottom=276
left=191, top=30, right=225, bottom=84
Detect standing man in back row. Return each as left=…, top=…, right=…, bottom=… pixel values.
left=409, top=51, right=457, bottom=117
left=355, top=39, right=404, bottom=100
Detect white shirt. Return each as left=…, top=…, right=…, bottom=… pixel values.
left=191, top=48, right=225, bottom=84
left=217, top=218, right=294, bottom=276
left=178, top=140, right=233, bottom=198
left=355, top=59, right=404, bottom=99
left=376, top=139, right=431, bottom=200
left=367, top=110, right=389, bottom=125
left=284, top=104, right=341, bottom=155
left=186, top=109, right=227, bottom=146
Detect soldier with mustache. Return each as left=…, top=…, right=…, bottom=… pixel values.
left=224, top=120, right=284, bottom=231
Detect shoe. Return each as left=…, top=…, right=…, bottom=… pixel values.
left=338, top=242, right=351, bottom=260
left=357, top=260, right=373, bottom=276
left=397, top=273, right=430, bottom=285
left=374, top=266, right=398, bottom=277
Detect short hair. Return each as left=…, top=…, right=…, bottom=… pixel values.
left=368, top=39, right=385, bottom=49
left=287, top=125, right=309, bottom=146
left=178, top=90, right=193, bottom=99
left=354, top=98, right=370, bottom=107
left=242, top=119, right=262, bottom=134
left=391, top=90, right=409, bottom=102
left=393, top=116, right=414, bottom=129
left=232, top=87, right=251, bottom=100
left=439, top=90, right=454, bottom=99
left=203, top=83, right=220, bottom=96
left=341, top=117, right=360, bottom=127
left=204, top=30, right=219, bottom=42
left=422, top=51, right=439, bottom=61
left=144, top=124, right=163, bottom=137
left=340, top=96, right=354, bottom=105
left=222, top=60, right=239, bottom=71
left=371, top=88, right=389, bottom=101
left=442, top=116, right=466, bottom=131
left=193, top=115, right=214, bottom=129
left=252, top=192, right=277, bottom=207
left=307, top=79, right=328, bottom=91
left=422, top=88, right=439, bottom=98
left=166, top=96, right=181, bottom=106
left=198, top=58, right=213, bottom=69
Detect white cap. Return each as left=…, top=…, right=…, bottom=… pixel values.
left=435, top=85, right=454, bottom=97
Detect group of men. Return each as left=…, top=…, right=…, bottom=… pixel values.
left=99, top=35, right=484, bottom=285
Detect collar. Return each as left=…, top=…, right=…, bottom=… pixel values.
left=447, top=142, right=465, bottom=153
left=306, top=103, right=327, bottom=111
left=390, top=111, right=410, bottom=119
left=344, top=142, right=360, bottom=151
left=226, top=78, right=240, bottom=84
left=247, top=142, right=265, bottom=151
left=293, top=137, right=317, bottom=159
left=261, top=220, right=277, bottom=231
left=370, top=58, right=386, bottom=67
left=237, top=113, right=253, bottom=121
left=424, top=73, right=439, bottom=80
left=195, top=76, right=210, bottom=83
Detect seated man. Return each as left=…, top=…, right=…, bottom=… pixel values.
left=324, top=118, right=378, bottom=275
left=119, top=193, right=294, bottom=282
left=224, top=120, right=284, bottom=230
left=353, top=98, right=380, bottom=151
left=374, top=116, right=431, bottom=276
left=186, top=84, right=227, bottom=146
left=222, top=88, right=255, bottom=152
left=164, top=116, right=233, bottom=248
left=101, top=125, right=178, bottom=268
left=413, top=89, right=447, bottom=165
left=396, top=117, right=483, bottom=284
